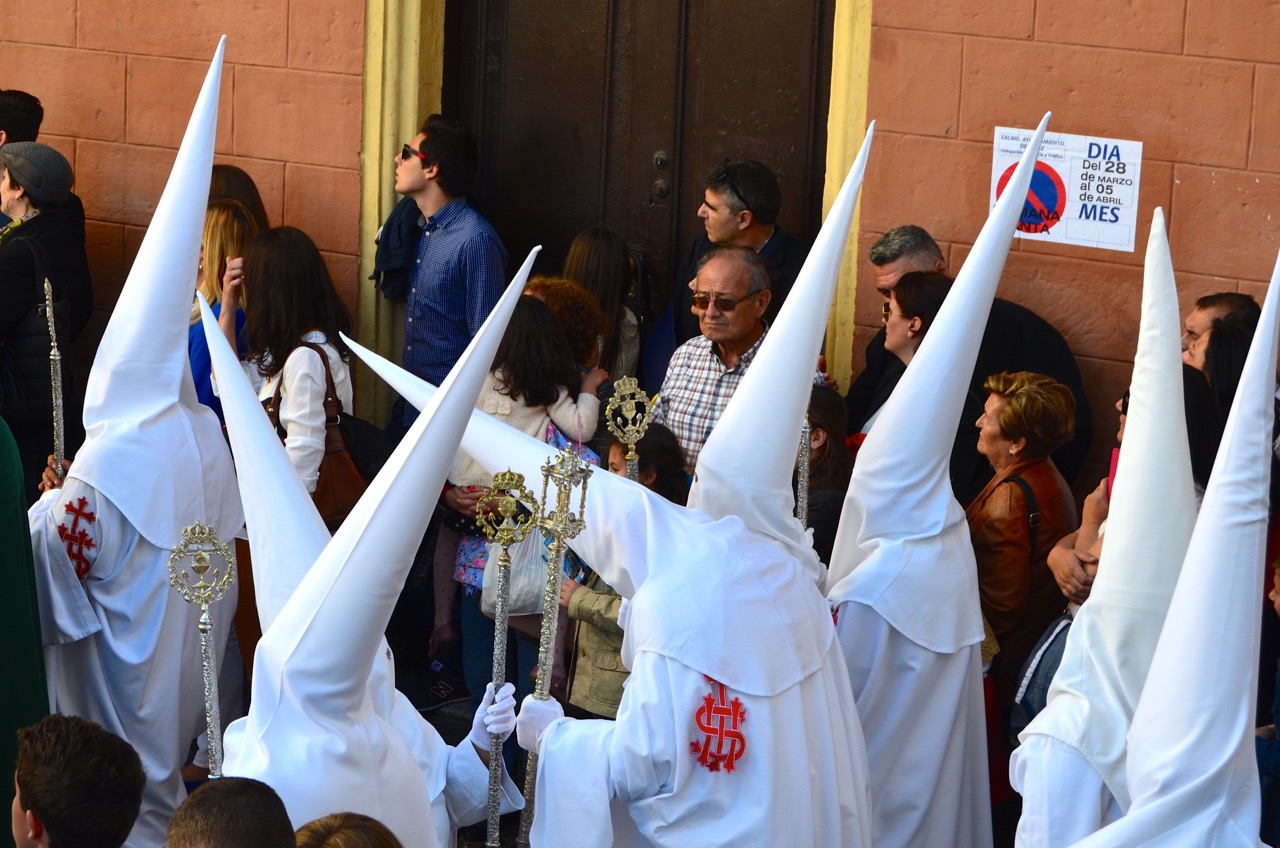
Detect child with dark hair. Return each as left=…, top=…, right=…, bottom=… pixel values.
left=13, top=714, right=145, bottom=848
left=433, top=295, right=609, bottom=713
left=559, top=423, right=689, bottom=718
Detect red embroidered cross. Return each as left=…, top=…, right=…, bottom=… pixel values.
left=690, top=675, right=747, bottom=773
left=57, top=496, right=97, bottom=580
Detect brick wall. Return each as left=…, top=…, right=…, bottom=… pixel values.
left=856, top=0, right=1279, bottom=492
left=0, top=0, right=366, bottom=377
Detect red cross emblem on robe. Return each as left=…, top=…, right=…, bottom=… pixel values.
left=690, top=675, right=747, bottom=773
left=57, top=496, right=97, bottom=580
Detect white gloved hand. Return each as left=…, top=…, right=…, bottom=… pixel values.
left=467, top=682, right=517, bottom=753
left=515, top=694, right=565, bottom=753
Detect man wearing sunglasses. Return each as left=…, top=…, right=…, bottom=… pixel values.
left=370, top=114, right=507, bottom=438
left=668, top=159, right=807, bottom=347
left=652, top=246, right=773, bottom=470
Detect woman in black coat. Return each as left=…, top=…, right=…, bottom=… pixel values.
left=0, top=141, right=92, bottom=503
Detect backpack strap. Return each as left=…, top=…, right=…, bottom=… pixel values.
left=1004, top=474, right=1041, bottom=569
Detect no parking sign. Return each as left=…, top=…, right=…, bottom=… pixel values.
left=991, top=127, right=1143, bottom=252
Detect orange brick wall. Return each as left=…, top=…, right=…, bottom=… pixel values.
left=0, top=0, right=366, bottom=375
left=857, top=0, right=1280, bottom=492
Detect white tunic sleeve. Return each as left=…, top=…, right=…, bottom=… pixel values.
left=273, top=346, right=329, bottom=493
left=1010, top=734, right=1121, bottom=846
left=388, top=692, right=522, bottom=847
left=28, top=482, right=103, bottom=645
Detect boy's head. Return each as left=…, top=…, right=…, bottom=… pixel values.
left=12, top=714, right=144, bottom=848
left=166, top=777, right=295, bottom=848
left=0, top=90, right=44, bottom=145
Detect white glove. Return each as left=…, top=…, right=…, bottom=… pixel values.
left=515, top=694, right=565, bottom=753
left=467, top=682, right=517, bottom=752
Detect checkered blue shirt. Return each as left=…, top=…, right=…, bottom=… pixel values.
left=402, top=198, right=507, bottom=423
left=651, top=332, right=767, bottom=471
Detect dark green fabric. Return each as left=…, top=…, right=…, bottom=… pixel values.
left=0, top=415, right=47, bottom=848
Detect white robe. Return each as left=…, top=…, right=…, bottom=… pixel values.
left=1009, top=735, right=1121, bottom=847
left=530, top=642, right=872, bottom=848
left=29, top=480, right=235, bottom=848
left=834, top=600, right=993, bottom=848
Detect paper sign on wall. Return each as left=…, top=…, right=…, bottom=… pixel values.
left=991, top=127, right=1143, bottom=252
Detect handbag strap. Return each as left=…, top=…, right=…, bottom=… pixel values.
left=266, top=340, right=347, bottom=453
left=1004, top=474, right=1041, bottom=569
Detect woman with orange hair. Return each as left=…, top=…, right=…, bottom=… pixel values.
left=967, top=370, right=1079, bottom=711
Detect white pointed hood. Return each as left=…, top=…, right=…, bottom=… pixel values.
left=1073, top=244, right=1280, bottom=847
left=1020, top=209, right=1198, bottom=809
left=823, top=113, right=1051, bottom=653
left=66, top=38, right=241, bottom=547
left=349, top=338, right=837, bottom=697
left=217, top=250, right=533, bottom=845
left=688, top=124, right=874, bottom=585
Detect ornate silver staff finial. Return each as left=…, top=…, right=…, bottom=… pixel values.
left=476, top=472, right=540, bottom=848
left=796, top=414, right=811, bottom=526
left=43, top=279, right=65, bottom=479
left=605, top=376, right=658, bottom=482
left=516, top=449, right=591, bottom=847
left=167, top=522, right=235, bottom=778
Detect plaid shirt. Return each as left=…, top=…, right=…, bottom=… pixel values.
left=402, top=198, right=507, bottom=423
left=652, top=331, right=767, bottom=471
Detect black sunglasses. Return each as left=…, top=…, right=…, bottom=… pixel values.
left=713, top=158, right=753, bottom=217
left=691, top=290, right=759, bottom=312
left=1121, top=388, right=1130, bottom=416
left=400, top=143, right=429, bottom=165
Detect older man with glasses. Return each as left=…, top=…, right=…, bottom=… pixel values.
left=652, top=245, right=774, bottom=471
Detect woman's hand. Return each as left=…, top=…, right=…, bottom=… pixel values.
left=217, top=256, right=246, bottom=354
left=559, top=578, right=581, bottom=609
left=222, top=257, right=246, bottom=309
left=1047, top=536, right=1096, bottom=605
left=581, top=366, right=610, bottom=395
left=1082, top=478, right=1110, bottom=528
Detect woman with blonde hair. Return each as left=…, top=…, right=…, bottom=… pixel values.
left=188, top=197, right=261, bottom=422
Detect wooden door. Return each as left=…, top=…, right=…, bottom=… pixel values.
left=444, top=0, right=835, bottom=324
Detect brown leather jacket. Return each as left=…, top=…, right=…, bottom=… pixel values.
left=966, top=456, right=1077, bottom=706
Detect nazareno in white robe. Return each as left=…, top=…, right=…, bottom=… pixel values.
left=533, top=639, right=868, bottom=847
left=832, top=594, right=992, bottom=848
left=29, top=478, right=236, bottom=848
left=527, top=491, right=872, bottom=847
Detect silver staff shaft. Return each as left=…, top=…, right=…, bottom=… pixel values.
left=475, top=475, right=539, bottom=848
left=796, top=414, right=811, bottom=526
left=517, top=452, right=590, bottom=847
left=43, top=279, right=65, bottom=478
left=486, top=545, right=512, bottom=848
left=198, top=606, right=225, bottom=777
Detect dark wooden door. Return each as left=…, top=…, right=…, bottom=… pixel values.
left=444, top=0, right=835, bottom=323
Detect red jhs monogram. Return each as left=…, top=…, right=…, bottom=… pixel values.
left=690, top=675, right=747, bottom=773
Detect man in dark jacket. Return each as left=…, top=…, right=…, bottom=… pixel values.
left=847, top=225, right=1092, bottom=503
